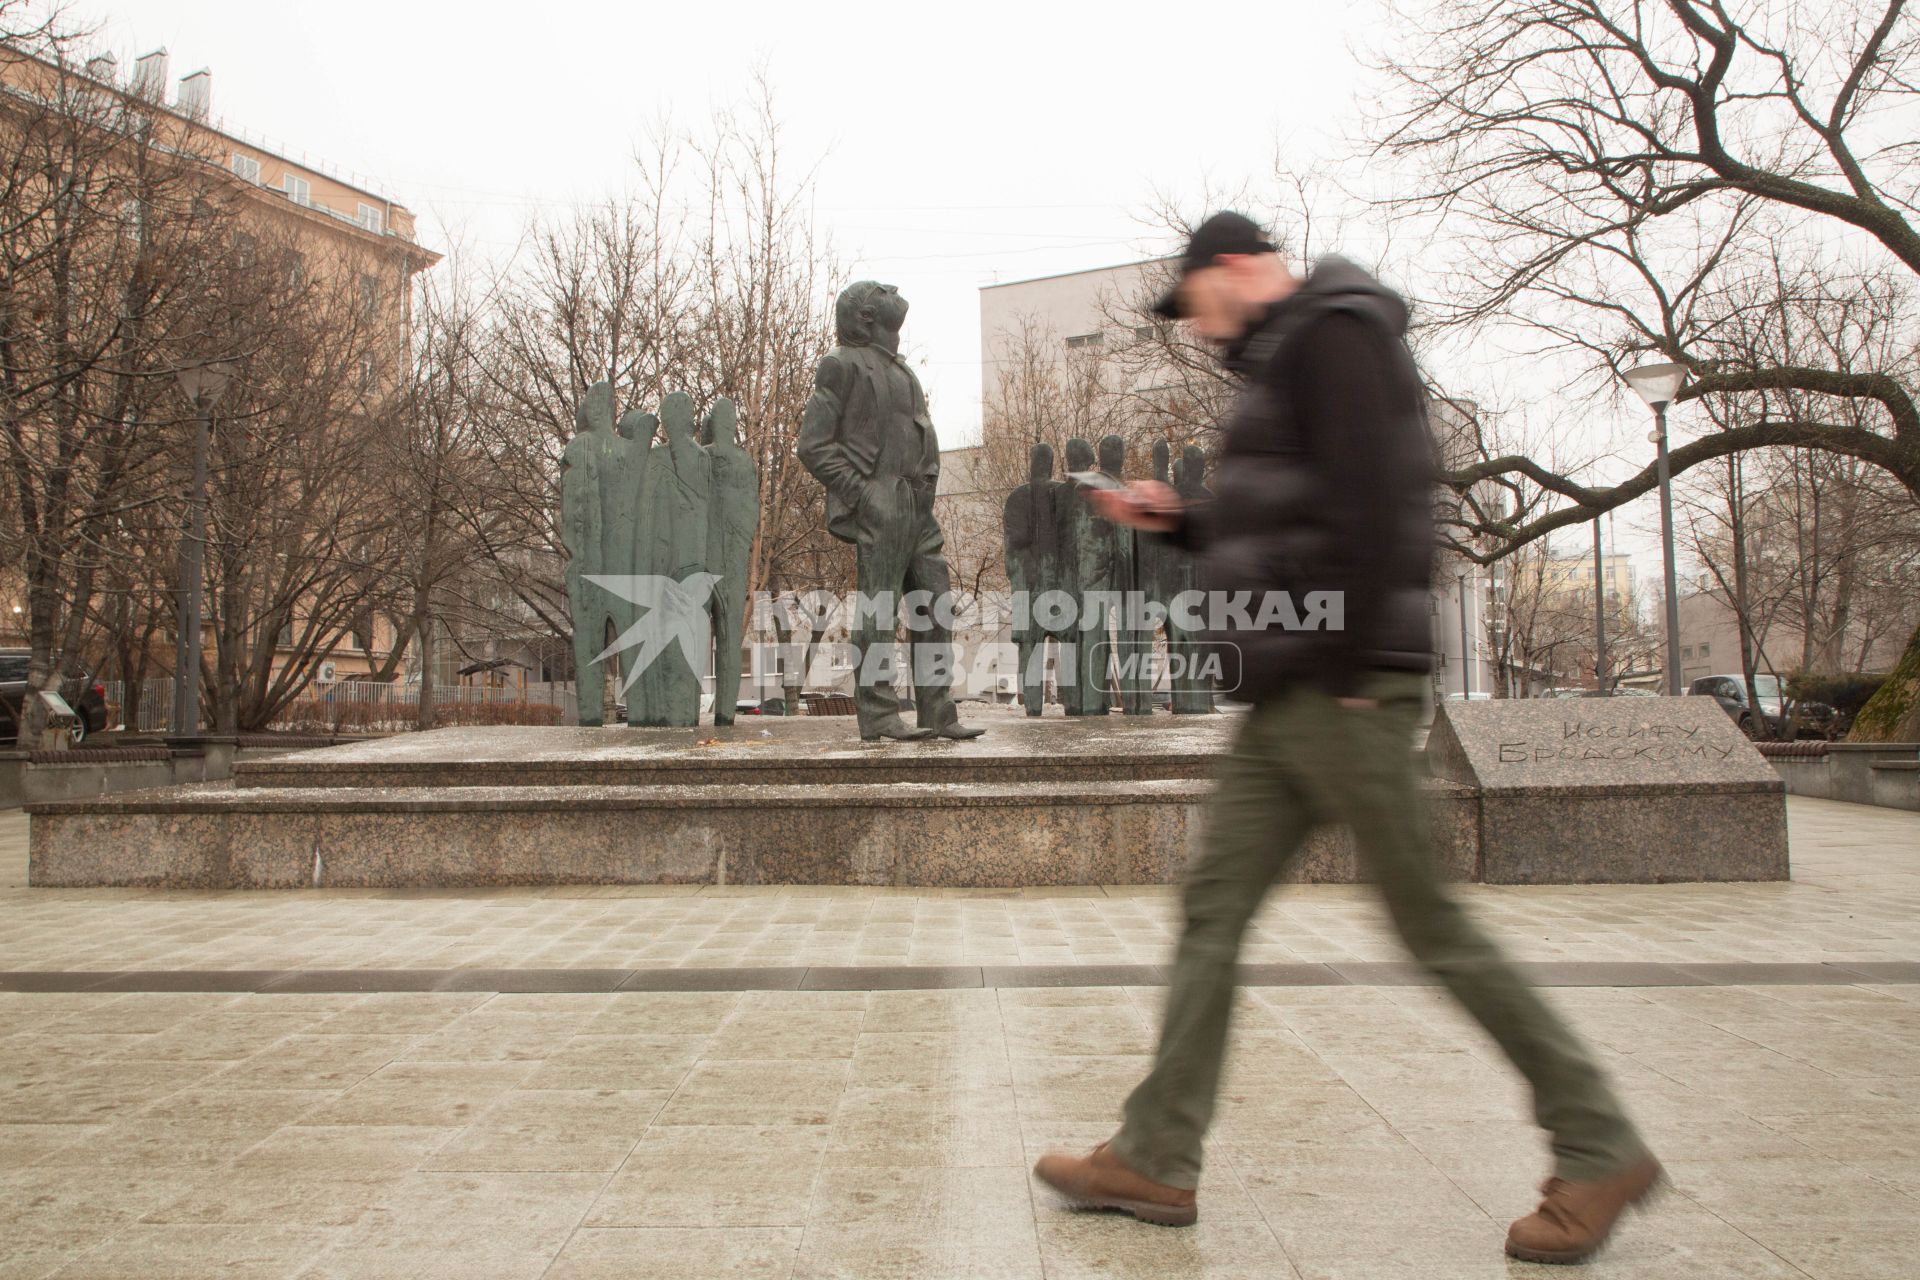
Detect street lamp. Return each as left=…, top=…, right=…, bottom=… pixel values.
left=1622, top=361, right=1687, bottom=695
left=1456, top=570, right=1472, bottom=697
left=172, top=361, right=233, bottom=736
left=1592, top=515, right=1607, bottom=693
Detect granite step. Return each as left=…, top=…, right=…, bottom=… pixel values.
left=25, top=775, right=1482, bottom=890
left=230, top=719, right=1232, bottom=789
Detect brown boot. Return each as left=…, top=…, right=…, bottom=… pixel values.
left=1505, top=1155, right=1663, bottom=1264
left=1032, top=1141, right=1197, bottom=1227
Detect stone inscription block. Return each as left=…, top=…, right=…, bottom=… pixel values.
left=1426, top=696, right=1781, bottom=793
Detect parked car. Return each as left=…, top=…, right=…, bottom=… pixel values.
left=1687, top=673, right=1836, bottom=739
left=732, top=698, right=786, bottom=717
left=0, top=650, right=109, bottom=745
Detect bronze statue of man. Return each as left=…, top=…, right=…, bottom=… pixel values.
left=797, top=281, right=983, bottom=742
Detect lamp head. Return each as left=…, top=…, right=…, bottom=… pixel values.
left=1622, top=361, right=1687, bottom=410
left=175, top=360, right=234, bottom=407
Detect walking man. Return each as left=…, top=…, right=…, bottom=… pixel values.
left=1031, top=213, right=1660, bottom=1266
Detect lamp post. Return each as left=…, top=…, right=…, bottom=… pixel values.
left=1592, top=516, right=1607, bottom=693
left=1622, top=361, right=1688, bottom=696
left=1456, top=570, right=1472, bottom=698
left=172, top=362, right=232, bottom=736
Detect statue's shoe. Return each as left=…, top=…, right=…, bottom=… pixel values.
left=933, top=722, right=985, bottom=740
left=861, top=716, right=935, bottom=742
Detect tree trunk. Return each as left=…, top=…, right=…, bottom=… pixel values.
left=1849, top=621, right=1920, bottom=743
left=416, top=610, right=437, bottom=732
left=1728, top=457, right=1772, bottom=741
left=22, top=555, right=62, bottom=749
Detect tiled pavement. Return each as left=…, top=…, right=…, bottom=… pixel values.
left=0, top=797, right=1914, bottom=1278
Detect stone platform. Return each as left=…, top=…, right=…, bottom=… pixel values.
left=30, top=716, right=1474, bottom=889
left=24, top=702, right=1790, bottom=889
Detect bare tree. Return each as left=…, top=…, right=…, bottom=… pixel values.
left=1375, top=0, right=1920, bottom=737
left=196, top=228, right=400, bottom=731
left=0, top=38, right=246, bottom=744
left=381, top=262, right=497, bottom=728
left=460, top=84, right=849, bottom=709
left=978, top=314, right=1141, bottom=493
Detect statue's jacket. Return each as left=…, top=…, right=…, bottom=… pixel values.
left=796, top=345, right=940, bottom=545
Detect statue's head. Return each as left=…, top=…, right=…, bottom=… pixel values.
left=617, top=408, right=657, bottom=445
left=658, top=391, right=696, bottom=442
left=1065, top=437, right=1094, bottom=471
left=1029, top=441, right=1054, bottom=483
left=1097, top=434, right=1125, bottom=475
left=1178, top=444, right=1207, bottom=493
left=575, top=380, right=614, bottom=435
left=835, top=281, right=908, bottom=347
left=706, top=397, right=739, bottom=446
left=1152, top=439, right=1170, bottom=482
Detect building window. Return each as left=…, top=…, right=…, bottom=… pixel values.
left=286, top=251, right=306, bottom=291
left=234, top=231, right=256, bottom=268
left=1682, top=646, right=1694, bottom=659
left=231, top=153, right=261, bottom=184
left=282, top=174, right=311, bottom=206
left=356, top=202, right=384, bottom=233
left=360, top=274, right=380, bottom=320
left=358, top=355, right=376, bottom=392
left=1064, top=332, right=1103, bottom=351
left=1699, top=643, right=1710, bottom=658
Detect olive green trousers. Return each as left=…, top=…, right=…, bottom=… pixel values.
left=1110, top=673, right=1646, bottom=1189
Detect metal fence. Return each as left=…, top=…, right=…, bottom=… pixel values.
left=98, top=679, right=578, bottom=735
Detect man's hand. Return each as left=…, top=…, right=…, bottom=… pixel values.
left=1087, top=480, right=1182, bottom=532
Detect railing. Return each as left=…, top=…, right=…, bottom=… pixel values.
left=99, top=678, right=173, bottom=733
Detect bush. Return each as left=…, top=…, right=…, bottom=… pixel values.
left=1785, top=672, right=1889, bottom=721
left=268, top=697, right=565, bottom=736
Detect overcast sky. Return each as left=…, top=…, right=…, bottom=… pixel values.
left=77, top=0, right=1692, bottom=595
left=78, top=1, right=1395, bottom=437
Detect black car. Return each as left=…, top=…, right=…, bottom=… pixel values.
left=0, top=650, right=110, bottom=745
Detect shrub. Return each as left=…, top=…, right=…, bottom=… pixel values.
left=267, top=697, right=565, bottom=736
left=1785, top=672, right=1889, bottom=722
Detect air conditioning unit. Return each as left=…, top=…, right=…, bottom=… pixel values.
left=995, top=674, right=1018, bottom=694
left=318, top=661, right=337, bottom=683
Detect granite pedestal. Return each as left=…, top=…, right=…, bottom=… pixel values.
left=30, top=717, right=1474, bottom=889
left=27, top=703, right=1789, bottom=889
left=1426, top=697, right=1790, bottom=884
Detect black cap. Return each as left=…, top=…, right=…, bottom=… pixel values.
left=1150, top=211, right=1277, bottom=319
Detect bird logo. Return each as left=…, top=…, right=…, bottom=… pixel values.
left=585, top=573, right=725, bottom=695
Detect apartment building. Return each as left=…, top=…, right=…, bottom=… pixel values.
left=0, top=45, right=439, bottom=688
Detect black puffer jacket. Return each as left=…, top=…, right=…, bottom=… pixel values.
left=1166, top=257, right=1436, bottom=702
